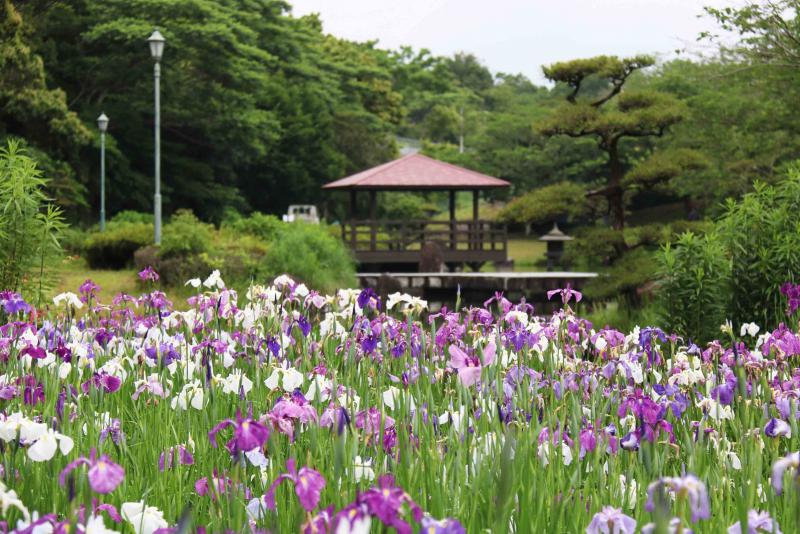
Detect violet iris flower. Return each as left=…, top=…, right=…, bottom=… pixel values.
left=59, top=449, right=125, bottom=494
left=358, top=474, right=423, bottom=534
left=0, top=291, right=31, bottom=315
left=421, top=516, right=467, bottom=534
left=780, top=282, right=800, bottom=316
left=645, top=474, right=710, bottom=523
left=547, top=285, right=582, bottom=305
left=585, top=506, right=636, bottom=534
left=447, top=341, right=496, bottom=387
left=357, top=288, right=380, bottom=311
left=264, top=458, right=325, bottom=512
left=138, top=266, right=159, bottom=282
left=332, top=503, right=372, bottom=533
left=771, top=451, right=799, bottom=495
left=208, top=411, right=270, bottom=455
left=764, top=418, right=791, bottom=438
left=81, top=372, right=122, bottom=394
left=159, top=446, right=194, bottom=471
left=78, top=279, right=100, bottom=304
left=727, top=510, right=782, bottom=534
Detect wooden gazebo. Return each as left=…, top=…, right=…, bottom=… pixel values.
left=322, top=154, right=511, bottom=271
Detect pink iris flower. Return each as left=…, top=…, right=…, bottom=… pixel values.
left=447, top=341, right=496, bottom=387
left=59, top=449, right=125, bottom=494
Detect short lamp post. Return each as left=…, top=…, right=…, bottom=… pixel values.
left=97, top=113, right=109, bottom=231
left=539, top=223, right=573, bottom=272
left=147, top=29, right=165, bottom=245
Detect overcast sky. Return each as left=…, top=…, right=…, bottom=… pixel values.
left=289, top=0, right=738, bottom=83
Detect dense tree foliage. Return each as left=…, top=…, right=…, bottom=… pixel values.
left=3, top=0, right=800, bottom=239
left=0, top=0, right=91, bottom=209
left=538, top=55, right=698, bottom=230
left=11, top=0, right=401, bottom=222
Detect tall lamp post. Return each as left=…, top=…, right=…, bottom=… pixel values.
left=97, top=113, right=109, bottom=231
left=147, top=29, right=165, bottom=245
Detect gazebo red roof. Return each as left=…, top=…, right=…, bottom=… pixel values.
left=322, top=153, right=510, bottom=191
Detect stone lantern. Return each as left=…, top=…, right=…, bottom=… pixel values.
left=539, top=223, right=573, bottom=271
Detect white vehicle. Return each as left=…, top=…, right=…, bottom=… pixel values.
left=282, top=205, right=320, bottom=224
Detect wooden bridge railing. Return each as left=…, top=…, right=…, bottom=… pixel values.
left=340, top=219, right=507, bottom=253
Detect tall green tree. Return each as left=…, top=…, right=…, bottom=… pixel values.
left=0, top=0, right=91, bottom=211
left=639, top=59, right=800, bottom=212
left=20, top=0, right=401, bottom=222
left=539, top=55, right=700, bottom=229
left=703, top=1, right=800, bottom=68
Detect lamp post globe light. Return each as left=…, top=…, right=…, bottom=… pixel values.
left=147, top=29, right=165, bottom=245
left=97, top=113, right=109, bottom=231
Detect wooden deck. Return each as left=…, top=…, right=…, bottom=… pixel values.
left=341, top=219, right=508, bottom=266
left=357, top=271, right=597, bottom=308
left=358, top=271, right=597, bottom=290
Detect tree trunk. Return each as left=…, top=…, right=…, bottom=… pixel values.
left=606, top=141, right=625, bottom=230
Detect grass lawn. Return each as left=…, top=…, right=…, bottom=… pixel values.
left=52, top=256, right=139, bottom=300
left=506, top=237, right=546, bottom=271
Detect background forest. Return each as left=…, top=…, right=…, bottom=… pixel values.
left=3, top=0, right=800, bottom=339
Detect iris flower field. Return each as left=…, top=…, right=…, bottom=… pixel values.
left=0, top=268, right=799, bottom=533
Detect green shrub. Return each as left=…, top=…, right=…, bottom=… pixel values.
left=84, top=222, right=152, bottom=269
left=110, top=210, right=153, bottom=225
left=133, top=245, right=213, bottom=287
left=214, top=230, right=269, bottom=282
left=60, top=226, right=88, bottom=256
left=0, top=140, right=66, bottom=302
left=716, top=171, right=800, bottom=328
left=260, top=222, right=355, bottom=292
left=582, top=247, right=659, bottom=306
left=161, top=209, right=213, bottom=259
left=658, top=231, right=731, bottom=343
left=657, top=166, right=800, bottom=333
left=226, top=212, right=283, bottom=242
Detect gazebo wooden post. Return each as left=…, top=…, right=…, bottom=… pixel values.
left=369, top=190, right=377, bottom=251
left=449, top=190, right=456, bottom=250
left=472, top=190, right=479, bottom=251
left=349, top=189, right=357, bottom=248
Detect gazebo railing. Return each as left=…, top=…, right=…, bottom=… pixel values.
left=340, top=219, right=507, bottom=253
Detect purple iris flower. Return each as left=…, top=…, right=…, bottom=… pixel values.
left=20, top=376, right=45, bottom=406
left=302, top=505, right=334, bottom=534
left=421, top=516, right=466, bottom=534
left=358, top=474, right=423, bottom=533
left=159, top=445, right=195, bottom=471
left=357, top=288, right=380, bottom=310
left=78, top=279, right=100, bottom=304
left=771, top=451, right=799, bottom=495
left=547, top=285, right=582, bottom=305
left=639, top=327, right=668, bottom=366
left=81, top=372, right=122, bottom=394
left=727, top=510, right=782, bottom=534
left=332, top=503, right=372, bottom=533
left=208, top=411, right=270, bottom=455
left=145, top=343, right=181, bottom=366
left=138, top=266, right=160, bottom=282
left=646, top=474, right=710, bottom=523
left=764, top=418, right=791, bottom=438
left=586, top=506, right=636, bottom=534
left=579, top=427, right=598, bottom=458
left=99, top=419, right=125, bottom=445
left=0, top=291, right=31, bottom=315
left=196, top=471, right=252, bottom=500
left=780, top=281, right=800, bottom=316
left=59, top=449, right=125, bottom=494
left=264, top=458, right=325, bottom=512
